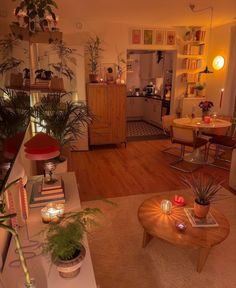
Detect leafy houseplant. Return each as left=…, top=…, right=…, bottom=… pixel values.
left=43, top=207, right=100, bottom=278
left=85, top=36, right=103, bottom=83
left=50, top=40, right=77, bottom=81
left=0, top=88, right=30, bottom=140
left=13, top=0, right=58, bottom=33
left=194, top=82, right=206, bottom=96
left=31, top=92, right=93, bottom=161
left=183, top=174, right=223, bottom=218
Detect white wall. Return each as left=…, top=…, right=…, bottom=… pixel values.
left=206, top=22, right=235, bottom=115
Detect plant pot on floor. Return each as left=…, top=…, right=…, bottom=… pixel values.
left=56, top=245, right=86, bottom=278
left=194, top=200, right=210, bottom=218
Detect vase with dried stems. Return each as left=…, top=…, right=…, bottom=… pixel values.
left=183, top=173, right=224, bottom=218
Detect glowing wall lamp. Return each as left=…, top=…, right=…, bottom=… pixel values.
left=212, top=56, right=225, bottom=70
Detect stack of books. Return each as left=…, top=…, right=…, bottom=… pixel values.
left=29, top=175, right=65, bottom=208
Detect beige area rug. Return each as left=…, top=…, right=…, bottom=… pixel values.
left=82, top=189, right=236, bottom=288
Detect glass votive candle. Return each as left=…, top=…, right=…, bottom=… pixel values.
left=55, top=203, right=65, bottom=216
left=175, top=221, right=187, bottom=232
left=41, top=207, right=51, bottom=223
left=160, top=200, right=172, bottom=214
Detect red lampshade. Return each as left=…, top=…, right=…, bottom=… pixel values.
left=24, top=132, right=60, bottom=160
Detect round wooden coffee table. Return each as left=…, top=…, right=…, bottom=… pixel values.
left=138, top=192, right=230, bottom=272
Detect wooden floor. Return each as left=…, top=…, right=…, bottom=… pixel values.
left=70, top=139, right=234, bottom=201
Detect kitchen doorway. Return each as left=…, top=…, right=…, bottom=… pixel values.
left=126, top=49, right=174, bottom=141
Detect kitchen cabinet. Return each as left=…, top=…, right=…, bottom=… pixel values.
left=127, top=97, right=144, bottom=119
left=87, top=84, right=126, bottom=145
left=143, top=98, right=162, bottom=127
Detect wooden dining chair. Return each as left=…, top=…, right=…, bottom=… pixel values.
left=207, top=125, right=236, bottom=170
left=169, top=125, right=208, bottom=172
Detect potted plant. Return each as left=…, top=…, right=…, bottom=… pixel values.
left=199, top=100, right=214, bottom=119
left=0, top=33, right=24, bottom=86
left=85, top=36, right=103, bottom=83
left=183, top=174, right=223, bottom=218
left=31, top=92, right=93, bottom=171
left=42, top=207, right=100, bottom=278
left=194, top=82, right=206, bottom=97
left=13, top=0, right=58, bottom=33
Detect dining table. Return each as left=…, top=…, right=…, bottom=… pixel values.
left=173, top=117, right=232, bottom=164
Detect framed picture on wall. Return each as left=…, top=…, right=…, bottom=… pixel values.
left=155, top=30, right=165, bottom=45
left=143, top=29, right=153, bottom=45
left=131, top=29, right=142, bottom=44
left=166, top=30, right=176, bottom=45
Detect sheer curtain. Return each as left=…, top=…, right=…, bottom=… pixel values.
left=222, top=25, right=236, bottom=116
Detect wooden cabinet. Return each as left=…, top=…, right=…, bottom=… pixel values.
left=127, top=97, right=144, bottom=119
left=87, top=84, right=126, bottom=145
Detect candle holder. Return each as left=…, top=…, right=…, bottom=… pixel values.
left=175, top=221, right=187, bottom=233
left=41, top=203, right=65, bottom=223
left=173, top=195, right=185, bottom=206
left=160, top=200, right=172, bottom=214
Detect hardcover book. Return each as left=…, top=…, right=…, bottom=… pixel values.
left=184, top=208, right=219, bottom=227
left=29, top=181, right=65, bottom=208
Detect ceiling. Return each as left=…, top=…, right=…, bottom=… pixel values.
left=1, top=0, right=236, bottom=33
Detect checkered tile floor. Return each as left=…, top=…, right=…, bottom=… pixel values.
left=127, top=121, right=164, bottom=137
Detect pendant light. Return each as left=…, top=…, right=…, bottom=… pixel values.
left=189, top=4, right=214, bottom=74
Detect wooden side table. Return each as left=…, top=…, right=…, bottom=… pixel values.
left=138, top=192, right=230, bottom=272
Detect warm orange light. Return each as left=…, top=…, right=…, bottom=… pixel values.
left=212, top=56, right=224, bottom=70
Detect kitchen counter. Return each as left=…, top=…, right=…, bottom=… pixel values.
left=127, top=94, right=170, bottom=101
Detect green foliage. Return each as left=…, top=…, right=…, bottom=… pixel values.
left=0, top=34, right=20, bottom=59
left=0, top=89, right=30, bottom=139
left=182, top=173, right=223, bottom=205
left=43, top=208, right=101, bottom=262
left=13, top=0, right=58, bottom=32
left=0, top=57, right=23, bottom=75
left=194, top=82, right=206, bottom=91
left=85, top=36, right=103, bottom=74
left=50, top=40, right=77, bottom=81
left=31, top=93, right=94, bottom=152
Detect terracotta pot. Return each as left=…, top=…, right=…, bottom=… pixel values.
left=56, top=246, right=86, bottom=278
left=89, top=74, right=99, bottom=83
left=194, top=200, right=210, bottom=218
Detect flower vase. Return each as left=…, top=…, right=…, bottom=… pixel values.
left=202, top=111, right=209, bottom=120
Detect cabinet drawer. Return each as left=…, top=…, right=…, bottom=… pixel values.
left=89, top=130, right=113, bottom=145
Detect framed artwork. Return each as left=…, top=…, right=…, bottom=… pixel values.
left=166, top=31, right=176, bottom=45
left=100, top=63, right=116, bottom=83
left=155, top=30, right=165, bottom=45
left=143, top=29, right=153, bottom=45
left=131, top=29, right=142, bottom=44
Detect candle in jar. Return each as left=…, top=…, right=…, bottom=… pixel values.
left=160, top=200, right=172, bottom=214
left=204, top=116, right=211, bottom=124
left=41, top=207, right=51, bottom=223
left=176, top=221, right=186, bottom=232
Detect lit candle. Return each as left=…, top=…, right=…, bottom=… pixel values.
left=219, top=88, right=224, bottom=108
left=41, top=203, right=65, bottom=223
left=41, top=207, right=51, bottom=223
left=160, top=200, right=172, bottom=214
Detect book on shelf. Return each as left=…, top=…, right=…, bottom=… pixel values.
left=29, top=181, right=65, bottom=208
left=184, top=208, right=219, bottom=227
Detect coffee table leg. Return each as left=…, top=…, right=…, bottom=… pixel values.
left=197, top=247, right=211, bottom=272
left=142, top=230, right=153, bottom=248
